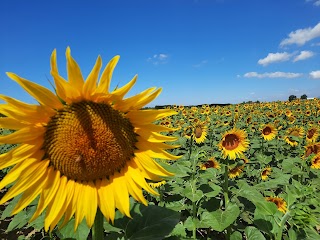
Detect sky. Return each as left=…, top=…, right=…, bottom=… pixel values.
left=1, top=0, right=320, bottom=106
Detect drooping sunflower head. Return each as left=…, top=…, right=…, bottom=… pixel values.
left=261, top=123, right=277, bottom=141
left=284, top=127, right=304, bottom=147
left=311, top=153, right=320, bottom=169
left=306, top=126, right=319, bottom=143
left=265, top=196, right=287, bottom=213
left=200, top=157, right=221, bottom=170
left=0, top=48, right=180, bottom=231
left=218, top=128, right=249, bottom=160
left=261, top=166, right=272, bottom=180
left=228, top=166, right=243, bottom=179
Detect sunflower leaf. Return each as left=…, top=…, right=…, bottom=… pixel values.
left=124, top=205, right=180, bottom=240
left=244, top=226, right=266, bottom=240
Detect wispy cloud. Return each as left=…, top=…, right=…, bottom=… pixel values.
left=310, top=70, right=320, bottom=79
left=193, top=60, right=208, bottom=68
left=147, top=53, right=168, bottom=65
left=315, top=0, right=320, bottom=6
left=280, top=22, right=320, bottom=47
left=244, top=71, right=303, bottom=78
left=258, top=52, right=291, bottom=66
left=293, top=50, right=315, bottom=62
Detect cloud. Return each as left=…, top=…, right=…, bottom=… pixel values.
left=258, top=52, right=291, bottom=66
left=147, top=53, right=168, bottom=65
left=293, top=51, right=315, bottom=62
left=314, top=0, right=320, bottom=6
left=280, top=22, right=320, bottom=47
left=244, top=71, right=303, bottom=78
left=193, top=60, right=208, bottom=68
left=310, top=70, right=320, bottom=79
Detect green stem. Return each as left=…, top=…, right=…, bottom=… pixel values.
left=92, top=208, right=104, bottom=240
left=223, top=163, right=230, bottom=240
left=276, top=210, right=291, bottom=240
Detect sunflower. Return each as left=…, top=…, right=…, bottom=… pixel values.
left=265, top=196, right=287, bottom=213
left=261, top=124, right=277, bottom=141
left=219, top=128, right=249, bottom=160
left=261, top=166, right=272, bottom=180
left=304, top=142, right=320, bottom=158
left=284, top=127, right=304, bottom=147
left=200, top=157, right=220, bottom=170
left=306, top=126, right=319, bottom=143
left=0, top=48, right=180, bottom=231
left=228, top=166, right=243, bottom=179
left=311, top=154, right=320, bottom=169
left=192, top=123, right=207, bottom=144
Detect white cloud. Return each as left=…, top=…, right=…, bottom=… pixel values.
left=293, top=50, right=315, bottom=62
left=310, top=70, right=320, bottom=79
left=258, top=52, right=291, bottom=66
left=314, top=0, right=320, bottom=6
left=280, top=22, right=320, bottom=47
left=244, top=71, right=303, bottom=78
left=147, top=53, right=168, bottom=65
left=193, top=60, right=208, bottom=68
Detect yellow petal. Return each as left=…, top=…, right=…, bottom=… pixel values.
left=75, top=181, right=86, bottom=230
left=0, top=126, right=45, bottom=144
left=66, top=47, right=84, bottom=91
left=0, top=143, right=41, bottom=170
left=135, top=129, right=178, bottom=143
left=6, top=72, right=62, bottom=109
left=135, top=151, right=173, bottom=177
left=44, top=175, right=68, bottom=231
left=59, top=179, right=77, bottom=229
left=96, top=55, right=120, bottom=93
left=29, top=167, right=60, bottom=222
left=0, top=117, right=31, bottom=129
left=0, top=160, right=49, bottom=205
left=11, top=167, right=48, bottom=215
left=83, top=181, right=97, bottom=228
left=83, top=56, right=102, bottom=99
left=112, top=171, right=131, bottom=217
left=111, top=75, right=137, bottom=100
left=126, top=109, right=178, bottom=125
left=97, top=178, right=115, bottom=223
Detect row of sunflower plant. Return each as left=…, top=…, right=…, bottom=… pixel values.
left=0, top=49, right=319, bottom=239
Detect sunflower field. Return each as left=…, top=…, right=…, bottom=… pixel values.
left=0, top=98, right=319, bottom=239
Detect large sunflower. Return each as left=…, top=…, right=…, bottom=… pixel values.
left=261, top=124, right=277, bottom=141
left=218, top=128, right=249, bottom=160
left=0, top=48, right=180, bottom=231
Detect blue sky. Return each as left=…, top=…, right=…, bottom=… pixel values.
left=1, top=0, right=320, bottom=106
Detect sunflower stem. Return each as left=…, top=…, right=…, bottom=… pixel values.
left=92, top=208, right=104, bottom=240
left=223, top=163, right=230, bottom=240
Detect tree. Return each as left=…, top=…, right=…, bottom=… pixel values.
left=300, top=94, right=307, bottom=100
left=288, top=95, right=297, bottom=101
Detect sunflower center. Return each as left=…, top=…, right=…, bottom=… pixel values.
left=222, top=134, right=239, bottom=150
left=263, top=127, right=272, bottom=135
left=290, top=130, right=300, bottom=137
left=43, top=101, right=137, bottom=181
left=307, top=129, right=316, bottom=138
left=194, top=127, right=203, bottom=138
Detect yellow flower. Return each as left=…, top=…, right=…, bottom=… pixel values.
left=311, top=153, right=320, bottom=169
left=261, top=166, right=272, bottom=180
left=261, top=124, right=277, bottom=141
left=200, top=157, right=221, bottom=170
left=0, top=48, right=180, bottom=231
left=265, top=196, right=287, bottom=213
left=228, top=166, right=243, bottom=179
left=192, top=123, right=207, bottom=144
left=219, top=128, right=249, bottom=160
left=284, top=127, right=304, bottom=147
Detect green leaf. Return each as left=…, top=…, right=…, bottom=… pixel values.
left=230, top=231, right=242, bottom=240
left=182, top=188, right=203, bottom=202
left=125, top=205, right=180, bottom=240
left=245, top=226, right=266, bottom=240
left=201, top=203, right=240, bottom=232
left=169, top=222, right=187, bottom=238
left=7, top=210, right=28, bottom=232
left=57, top=218, right=90, bottom=240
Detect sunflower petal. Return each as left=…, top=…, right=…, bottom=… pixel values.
left=127, top=109, right=178, bottom=125
left=96, top=55, right=120, bottom=93
left=83, top=56, right=102, bottom=99
left=66, top=47, right=84, bottom=91
left=112, top=171, right=131, bottom=217
left=83, top=181, right=97, bottom=228
left=6, top=72, right=62, bottom=109
left=0, top=126, right=45, bottom=144
left=111, top=75, right=137, bottom=100
left=97, top=178, right=115, bottom=223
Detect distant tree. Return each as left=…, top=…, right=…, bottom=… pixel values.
left=300, top=94, right=307, bottom=100
left=289, top=95, right=297, bottom=101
